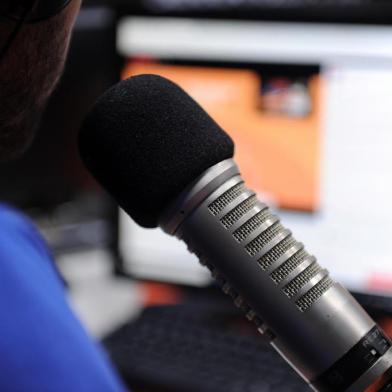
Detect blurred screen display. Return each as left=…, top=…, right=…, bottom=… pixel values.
left=118, top=19, right=392, bottom=297
left=124, top=62, right=320, bottom=212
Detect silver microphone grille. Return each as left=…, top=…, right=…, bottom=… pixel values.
left=207, top=182, right=333, bottom=313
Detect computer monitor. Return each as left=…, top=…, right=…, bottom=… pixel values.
left=116, top=0, right=392, bottom=25
left=117, top=15, right=392, bottom=299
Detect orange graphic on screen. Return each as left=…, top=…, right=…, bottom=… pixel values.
left=123, top=62, right=322, bottom=212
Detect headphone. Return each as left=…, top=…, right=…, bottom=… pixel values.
left=0, top=0, right=72, bottom=23
left=0, top=0, right=72, bottom=61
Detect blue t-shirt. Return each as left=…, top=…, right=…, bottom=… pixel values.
left=0, top=204, right=127, bottom=392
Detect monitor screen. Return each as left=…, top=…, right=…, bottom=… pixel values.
left=118, top=17, right=392, bottom=297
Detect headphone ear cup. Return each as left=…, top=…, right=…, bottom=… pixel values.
left=0, top=0, right=71, bottom=23
left=28, top=0, right=72, bottom=22
left=0, top=0, right=70, bottom=62
left=0, top=1, right=34, bottom=63
left=0, top=0, right=36, bottom=21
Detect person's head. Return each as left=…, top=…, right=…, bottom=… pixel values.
left=0, top=0, right=81, bottom=162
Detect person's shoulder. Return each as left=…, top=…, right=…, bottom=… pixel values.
left=0, top=203, right=32, bottom=225
left=0, top=203, right=51, bottom=259
left=0, top=203, right=38, bottom=237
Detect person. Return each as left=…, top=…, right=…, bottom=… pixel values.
left=0, top=1, right=127, bottom=391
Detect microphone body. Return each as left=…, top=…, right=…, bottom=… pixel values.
left=160, top=159, right=392, bottom=392
left=79, top=74, right=392, bottom=391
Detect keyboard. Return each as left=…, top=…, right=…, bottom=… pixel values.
left=118, top=0, right=392, bottom=25
left=104, top=303, right=308, bottom=391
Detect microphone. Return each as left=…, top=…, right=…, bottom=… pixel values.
left=79, top=74, right=392, bottom=391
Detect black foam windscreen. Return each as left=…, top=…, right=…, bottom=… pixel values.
left=79, top=74, right=234, bottom=228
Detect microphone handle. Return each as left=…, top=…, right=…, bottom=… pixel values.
left=160, top=159, right=392, bottom=392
